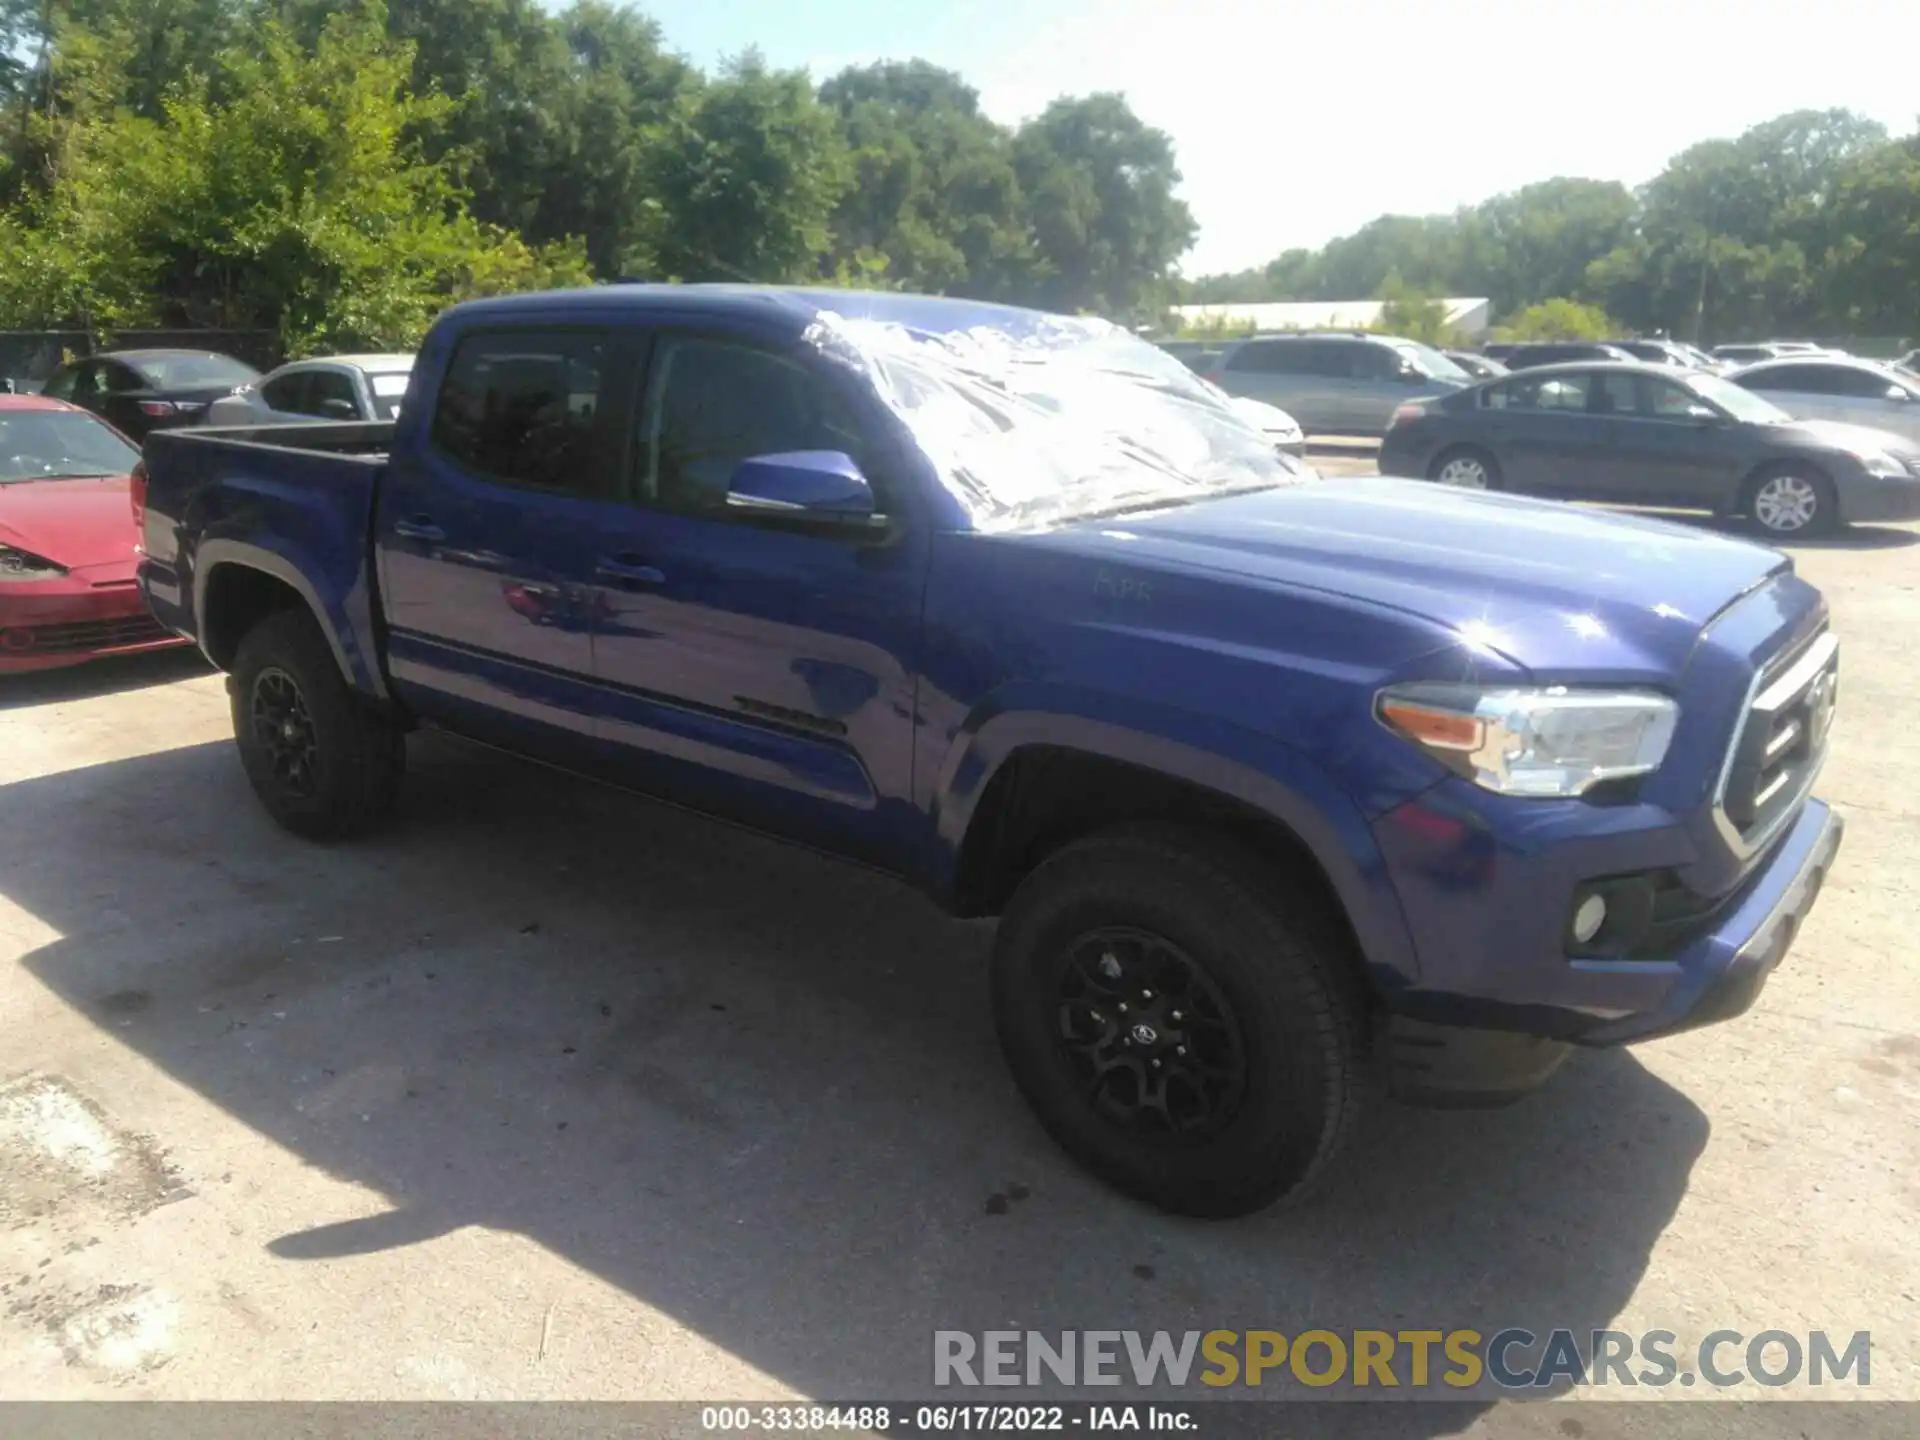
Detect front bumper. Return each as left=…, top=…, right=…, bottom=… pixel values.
left=1836, top=469, right=1920, bottom=524
left=1377, top=795, right=1843, bottom=1104
left=0, top=576, right=186, bottom=673
left=1580, top=799, right=1842, bottom=1043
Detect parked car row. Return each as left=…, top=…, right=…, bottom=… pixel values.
left=1379, top=359, right=1920, bottom=536
left=3, top=347, right=415, bottom=674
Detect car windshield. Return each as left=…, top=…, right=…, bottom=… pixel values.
left=132, top=354, right=260, bottom=388
left=1692, top=374, right=1791, bottom=424
left=0, top=410, right=140, bottom=481
left=368, top=370, right=411, bottom=419
left=1392, top=340, right=1470, bottom=381
left=804, top=310, right=1307, bottom=531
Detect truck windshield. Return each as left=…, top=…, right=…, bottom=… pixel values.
left=806, top=310, right=1307, bottom=531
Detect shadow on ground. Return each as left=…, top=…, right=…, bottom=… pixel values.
left=7, top=733, right=1710, bottom=1421
left=0, top=647, right=211, bottom=712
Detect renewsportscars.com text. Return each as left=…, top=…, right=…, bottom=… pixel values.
left=933, top=1328, right=1871, bottom=1391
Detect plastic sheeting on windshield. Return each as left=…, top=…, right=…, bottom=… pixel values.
left=803, top=309, right=1310, bottom=532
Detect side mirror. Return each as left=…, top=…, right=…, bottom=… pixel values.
left=1397, top=362, right=1424, bottom=383
left=727, top=451, right=881, bottom=526
left=319, top=398, right=359, bottom=420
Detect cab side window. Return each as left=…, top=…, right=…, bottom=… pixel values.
left=637, top=337, right=877, bottom=515
left=431, top=331, right=605, bottom=491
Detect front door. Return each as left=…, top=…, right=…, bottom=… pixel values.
left=587, top=328, right=927, bottom=869
left=1595, top=374, right=1744, bottom=508
left=375, top=326, right=621, bottom=768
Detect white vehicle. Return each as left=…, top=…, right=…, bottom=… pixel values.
left=1193, top=376, right=1306, bottom=457
left=203, top=354, right=414, bottom=427
left=1727, top=357, right=1920, bottom=447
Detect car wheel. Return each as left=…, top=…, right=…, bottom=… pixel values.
left=230, top=608, right=404, bottom=839
left=990, top=826, right=1369, bottom=1217
left=1744, top=466, right=1836, bottom=538
left=1429, top=446, right=1501, bottom=490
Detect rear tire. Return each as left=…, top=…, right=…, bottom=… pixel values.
left=990, top=826, right=1369, bottom=1217
left=230, top=609, right=404, bottom=840
left=1743, top=465, right=1837, bottom=538
left=1428, top=445, right=1501, bottom=491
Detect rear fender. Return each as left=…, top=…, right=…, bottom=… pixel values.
left=194, top=539, right=386, bottom=699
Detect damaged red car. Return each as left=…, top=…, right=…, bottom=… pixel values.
left=0, top=394, right=186, bottom=673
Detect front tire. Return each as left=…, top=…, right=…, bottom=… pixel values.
left=1744, top=465, right=1837, bottom=538
left=1428, top=445, right=1501, bottom=491
left=230, top=609, right=404, bottom=839
left=990, top=827, right=1368, bottom=1217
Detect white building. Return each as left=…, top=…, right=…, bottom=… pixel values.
left=1171, top=298, right=1492, bottom=338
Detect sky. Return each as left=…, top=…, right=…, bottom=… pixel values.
left=639, top=0, right=1917, bottom=278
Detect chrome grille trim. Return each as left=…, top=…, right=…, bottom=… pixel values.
left=1711, top=629, right=1838, bottom=859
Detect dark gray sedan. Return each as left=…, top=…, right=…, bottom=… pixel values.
left=1377, top=361, right=1920, bottom=537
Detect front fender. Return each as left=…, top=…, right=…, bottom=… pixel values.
left=929, top=688, right=1422, bottom=993
left=193, top=538, right=386, bottom=700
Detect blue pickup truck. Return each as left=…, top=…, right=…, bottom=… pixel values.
left=136, top=286, right=1844, bottom=1216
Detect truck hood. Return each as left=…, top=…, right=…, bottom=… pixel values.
left=0, top=474, right=138, bottom=573
left=1059, top=476, right=1788, bottom=678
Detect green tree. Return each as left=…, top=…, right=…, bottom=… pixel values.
left=1818, top=132, right=1920, bottom=334
left=818, top=59, right=1036, bottom=296
left=1012, top=93, right=1195, bottom=319
left=1495, top=298, right=1619, bottom=341
left=642, top=52, right=849, bottom=283
left=0, top=7, right=588, bottom=347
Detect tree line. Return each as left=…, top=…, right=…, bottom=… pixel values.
left=3, top=3, right=1913, bottom=356
left=0, top=0, right=1196, bottom=352
left=1182, top=109, right=1920, bottom=345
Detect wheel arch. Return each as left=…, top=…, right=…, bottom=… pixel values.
left=936, top=715, right=1420, bottom=994
left=193, top=541, right=387, bottom=699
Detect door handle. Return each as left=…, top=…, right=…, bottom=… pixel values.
left=596, top=555, right=666, bottom=587
left=393, top=516, right=445, bottom=543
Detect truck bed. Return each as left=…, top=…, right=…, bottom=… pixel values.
left=138, top=421, right=397, bottom=695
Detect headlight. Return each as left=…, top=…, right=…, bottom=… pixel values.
left=1377, top=683, right=1679, bottom=797
left=0, top=545, right=66, bottom=581
left=1857, top=451, right=1907, bottom=479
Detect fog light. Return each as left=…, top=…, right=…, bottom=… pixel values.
left=1571, top=893, right=1609, bottom=946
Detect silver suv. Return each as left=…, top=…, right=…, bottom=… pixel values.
left=1207, top=333, right=1471, bottom=435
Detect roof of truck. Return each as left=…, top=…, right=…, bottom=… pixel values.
left=441, top=284, right=1051, bottom=337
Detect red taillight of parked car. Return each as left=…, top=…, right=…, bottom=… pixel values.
left=137, top=399, right=180, bottom=417
left=1388, top=402, right=1427, bottom=429
left=129, top=460, right=148, bottom=545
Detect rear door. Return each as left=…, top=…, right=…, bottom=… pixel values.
left=1478, top=370, right=1602, bottom=494
left=585, top=326, right=928, bottom=867
left=376, top=326, right=626, bottom=767
left=1217, top=340, right=1314, bottom=422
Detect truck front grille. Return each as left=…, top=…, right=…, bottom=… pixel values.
left=1715, top=628, right=1838, bottom=855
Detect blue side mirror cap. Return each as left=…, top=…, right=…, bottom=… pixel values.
left=727, top=451, right=878, bottom=521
